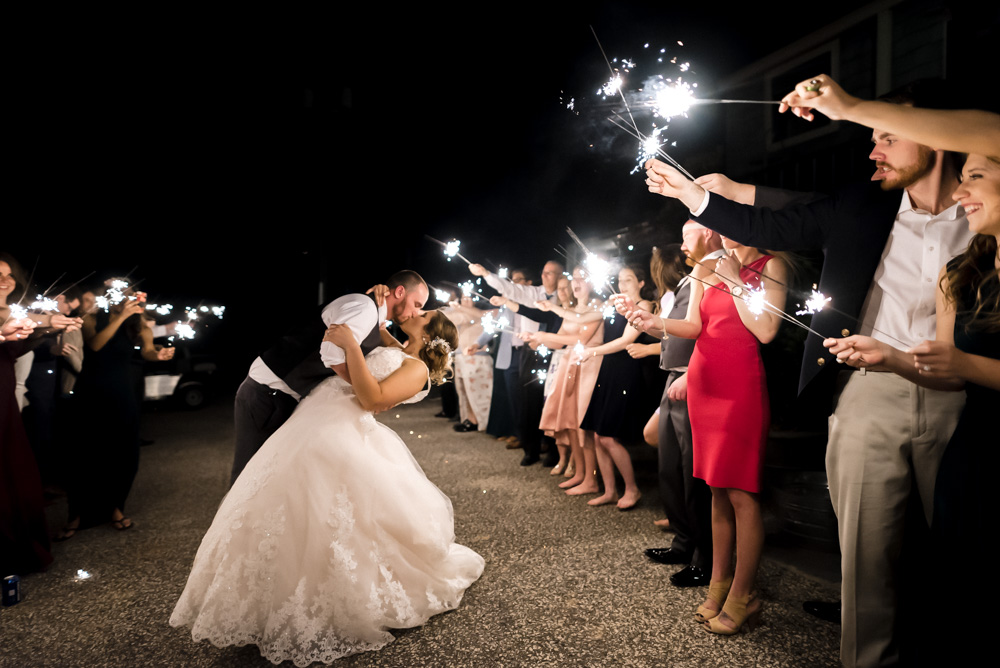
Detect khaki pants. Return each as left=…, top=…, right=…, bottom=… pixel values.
left=827, top=371, right=964, bottom=667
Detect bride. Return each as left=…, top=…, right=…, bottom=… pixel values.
left=170, top=310, right=485, bottom=666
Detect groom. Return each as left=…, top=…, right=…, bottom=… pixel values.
left=230, top=270, right=429, bottom=485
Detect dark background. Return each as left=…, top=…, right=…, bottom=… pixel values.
left=7, top=1, right=994, bottom=386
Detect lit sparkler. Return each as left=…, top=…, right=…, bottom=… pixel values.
left=602, top=302, right=617, bottom=323
left=744, top=286, right=767, bottom=316
left=497, top=267, right=508, bottom=280
left=8, top=304, right=28, bottom=321
left=600, top=73, right=623, bottom=97
left=481, top=312, right=515, bottom=336
left=796, top=287, right=831, bottom=316
left=426, top=236, right=472, bottom=264
left=536, top=344, right=550, bottom=359
left=651, top=79, right=697, bottom=119
left=29, top=295, right=59, bottom=312
left=174, top=323, right=196, bottom=340
left=572, top=340, right=586, bottom=365
left=434, top=288, right=451, bottom=303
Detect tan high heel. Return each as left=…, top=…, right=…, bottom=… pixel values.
left=702, top=592, right=762, bottom=635
left=694, top=576, right=733, bottom=623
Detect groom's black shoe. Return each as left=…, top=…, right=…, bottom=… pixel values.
left=520, top=454, right=540, bottom=466
left=669, top=565, right=709, bottom=587
left=644, top=547, right=690, bottom=565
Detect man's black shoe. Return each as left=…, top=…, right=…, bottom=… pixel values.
left=644, top=547, right=690, bottom=565
left=669, top=565, right=709, bottom=587
left=803, top=600, right=841, bottom=624
left=520, top=454, right=540, bottom=466
left=541, top=454, right=559, bottom=467
left=453, top=420, right=478, bottom=432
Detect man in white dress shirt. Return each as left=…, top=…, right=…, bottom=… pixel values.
left=230, top=270, right=428, bottom=485
left=470, top=260, right=563, bottom=465
left=644, top=81, right=970, bottom=666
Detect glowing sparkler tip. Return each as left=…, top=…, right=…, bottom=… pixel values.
left=434, top=289, right=451, bottom=303
left=444, top=240, right=461, bottom=258
left=795, top=290, right=832, bottom=316
left=744, top=286, right=767, bottom=316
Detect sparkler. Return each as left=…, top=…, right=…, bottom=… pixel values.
left=425, top=236, right=472, bottom=264
left=8, top=304, right=28, bottom=321
left=173, top=323, right=196, bottom=340
left=572, top=340, right=586, bottom=365
left=796, top=288, right=831, bottom=316
left=29, top=295, right=59, bottom=312
left=434, top=288, right=451, bottom=303
left=589, top=27, right=695, bottom=181
left=481, top=312, right=516, bottom=336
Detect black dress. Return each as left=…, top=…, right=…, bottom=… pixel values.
left=0, top=342, right=52, bottom=574
left=579, top=314, right=646, bottom=442
left=932, top=262, right=999, bottom=564
left=68, top=311, right=142, bottom=525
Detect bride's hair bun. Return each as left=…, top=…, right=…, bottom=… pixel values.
left=419, top=311, right=459, bottom=385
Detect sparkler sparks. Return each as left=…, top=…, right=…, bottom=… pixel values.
left=796, top=288, right=832, bottom=316
left=652, top=80, right=697, bottom=119
left=536, top=344, right=550, bottom=359
left=8, top=304, right=28, bottom=320
left=744, top=286, right=767, bottom=316
left=426, top=236, right=472, bottom=264
left=174, top=324, right=196, bottom=340
left=572, top=341, right=586, bottom=365
left=600, top=73, right=623, bottom=97
left=434, top=288, right=451, bottom=303
left=29, top=295, right=58, bottom=312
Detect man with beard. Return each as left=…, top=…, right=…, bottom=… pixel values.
left=641, top=81, right=970, bottom=667
left=641, top=221, right=725, bottom=586
left=230, top=270, right=428, bottom=485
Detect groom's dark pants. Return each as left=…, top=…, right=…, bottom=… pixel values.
left=231, top=377, right=298, bottom=487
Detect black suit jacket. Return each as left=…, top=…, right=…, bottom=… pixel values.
left=694, top=182, right=901, bottom=395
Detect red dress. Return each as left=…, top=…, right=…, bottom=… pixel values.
left=688, top=255, right=772, bottom=493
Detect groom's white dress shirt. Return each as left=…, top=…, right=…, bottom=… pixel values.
left=249, top=294, right=387, bottom=401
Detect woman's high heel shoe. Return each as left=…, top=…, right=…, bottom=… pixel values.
left=694, top=576, right=733, bottom=623
left=550, top=460, right=568, bottom=476
left=702, top=592, right=762, bottom=635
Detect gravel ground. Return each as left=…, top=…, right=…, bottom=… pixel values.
left=1, top=395, right=841, bottom=667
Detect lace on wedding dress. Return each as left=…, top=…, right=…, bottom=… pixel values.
left=170, top=346, right=482, bottom=666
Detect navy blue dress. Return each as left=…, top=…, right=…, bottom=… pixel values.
left=579, top=314, right=646, bottom=442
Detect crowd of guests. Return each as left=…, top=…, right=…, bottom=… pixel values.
left=4, top=73, right=997, bottom=667
left=1, top=263, right=176, bottom=576
left=441, top=74, right=999, bottom=664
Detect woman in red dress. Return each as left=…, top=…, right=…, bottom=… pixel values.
left=624, top=234, right=788, bottom=634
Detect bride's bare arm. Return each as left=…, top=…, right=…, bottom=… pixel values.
left=325, top=324, right=426, bottom=411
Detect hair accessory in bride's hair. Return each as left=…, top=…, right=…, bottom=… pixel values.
left=428, top=336, right=452, bottom=355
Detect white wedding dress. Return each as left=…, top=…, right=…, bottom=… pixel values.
left=170, top=347, right=485, bottom=666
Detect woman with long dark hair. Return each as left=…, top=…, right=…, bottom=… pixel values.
left=58, top=279, right=175, bottom=539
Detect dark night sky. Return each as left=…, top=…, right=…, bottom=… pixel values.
left=7, top=1, right=991, bottom=375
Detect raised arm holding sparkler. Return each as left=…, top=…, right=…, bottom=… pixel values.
left=779, top=74, right=1000, bottom=155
